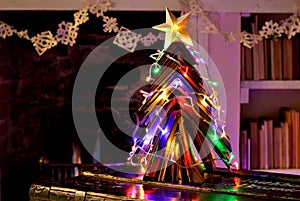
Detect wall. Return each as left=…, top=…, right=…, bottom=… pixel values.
left=208, top=13, right=241, bottom=166
left=0, top=11, right=110, bottom=201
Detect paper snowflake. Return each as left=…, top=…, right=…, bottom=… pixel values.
left=239, top=31, right=261, bottom=48
left=0, top=21, right=15, bottom=39
left=223, top=32, right=236, bottom=43
left=102, top=16, right=118, bottom=33
left=259, top=20, right=285, bottom=39
left=87, top=0, right=111, bottom=17
left=31, top=31, right=57, bottom=55
left=74, top=8, right=89, bottom=26
left=113, top=26, right=141, bottom=52
left=16, top=30, right=30, bottom=40
left=287, top=16, right=300, bottom=39
left=201, top=22, right=220, bottom=34
left=280, top=15, right=294, bottom=35
left=157, top=32, right=165, bottom=40
left=188, top=0, right=201, bottom=14
left=55, top=21, right=79, bottom=46
left=140, top=32, right=157, bottom=47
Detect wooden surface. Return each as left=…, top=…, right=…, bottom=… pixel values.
left=30, top=168, right=300, bottom=201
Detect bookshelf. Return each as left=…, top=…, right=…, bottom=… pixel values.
left=240, top=13, right=300, bottom=173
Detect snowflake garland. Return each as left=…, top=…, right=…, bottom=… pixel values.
left=1, top=0, right=300, bottom=55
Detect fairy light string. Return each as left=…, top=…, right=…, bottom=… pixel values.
left=127, top=34, right=236, bottom=183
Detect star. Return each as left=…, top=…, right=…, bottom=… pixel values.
left=153, top=7, right=193, bottom=49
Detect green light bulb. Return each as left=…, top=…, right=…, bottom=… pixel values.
left=208, top=80, right=219, bottom=87
left=152, top=63, right=161, bottom=75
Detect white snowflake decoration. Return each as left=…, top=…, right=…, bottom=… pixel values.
left=0, top=21, right=15, bottom=39
left=259, top=20, right=285, bottom=39
left=157, top=32, right=165, bottom=41
left=201, top=22, right=220, bottom=34
left=223, top=32, right=236, bottom=43
left=280, top=15, right=294, bottom=35
left=102, top=16, right=119, bottom=33
left=87, top=0, right=111, bottom=17
left=113, top=26, right=141, bottom=52
left=188, top=0, right=201, bottom=14
left=74, top=8, right=89, bottom=26
left=16, top=30, right=30, bottom=40
left=140, top=32, right=157, bottom=47
left=239, top=31, right=261, bottom=49
left=55, top=21, right=79, bottom=46
left=31, top=31, right=57, bottom=55
left=287, top=16, right=300, bottom=38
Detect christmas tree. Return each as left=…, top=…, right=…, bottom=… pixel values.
left=127, top=8, right=235, bottom=184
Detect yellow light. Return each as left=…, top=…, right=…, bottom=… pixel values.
left=200, top=97, right=208, bottom=107
left=221, top=131, right=226, bottom=138
left=173, top=24, right=179, bottom=31
left=146, top=76, right=151, bottom=82
left=159, top=90, right=169, bottom=101
left=234, top=162, right=239, bottom=170
left=141, top=166, right=146, bottom=173
left=183, top=66, right=188, bottom=77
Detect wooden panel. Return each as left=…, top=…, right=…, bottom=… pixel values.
left=0, top=0, right=181, bottom=10
left=0, top=0, right=296, bottom=12
left=241, top=80, right=300, bottom=89
left=201, top=0, right=295, bottom=13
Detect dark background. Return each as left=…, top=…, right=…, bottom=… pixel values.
left=0, top=10, right=179, bottom=201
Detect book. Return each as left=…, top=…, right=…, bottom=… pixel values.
left=282, top=37, right=293, bottom=80
left=240, top=129, right=248, bottom=170
left=270, top=39, right=283, bottom=80
left=280, top=121, right=290, bottom=168
left=250, top=17, right=260, bottom=80
left=258, top=116, right=273, bottom=168
left=292, top=34, right=300, bottom=80
left=258, top=123, right=268, bottom=169
left=263, top=39, right=271, bottom=80
left=279, top=107, right=299, bottom=168
left=290, top=109, right=299, bottom=168
left=273, top=125, right=283, bottom=169
left=245, top=46, right=253, bottom=80
left=244, top=118, right=259, bottom=169
left=257, top=40, right=265, bottom=80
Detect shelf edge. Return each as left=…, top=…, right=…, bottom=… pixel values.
left=241, top=80, right=300, bottom=90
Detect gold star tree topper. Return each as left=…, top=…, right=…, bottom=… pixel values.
left=153, top=7, right=193, bottom=49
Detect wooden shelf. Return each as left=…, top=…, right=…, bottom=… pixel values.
left=241, top=80, right=300, bottom=90
left=240, top=80, right=300, bottom=104
left=254, top=169, right=300, bottom=175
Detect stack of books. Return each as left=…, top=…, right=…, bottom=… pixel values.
left=240, top=107, right=300, bottom=170
left=240, top=14, right=300, bottom=81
